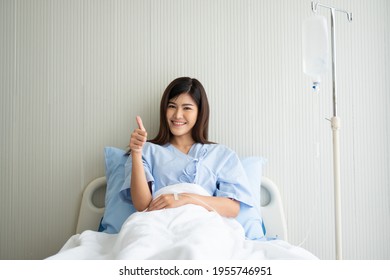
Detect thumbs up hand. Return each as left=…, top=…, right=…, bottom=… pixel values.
left=130, top=116, right=147, bottom=154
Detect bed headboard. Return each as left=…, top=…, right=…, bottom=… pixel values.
left=76, top=176, right=288, bottom=241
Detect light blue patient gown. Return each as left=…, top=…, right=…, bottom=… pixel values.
left=119, top=142, right=254, bottom=207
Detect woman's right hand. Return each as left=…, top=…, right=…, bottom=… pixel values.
left=129, top=116, right=147, bottom=154
left=129, top=116, right=151, bottom=210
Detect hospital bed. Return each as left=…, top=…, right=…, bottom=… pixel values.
left=46, top=149, right=317, bottom=260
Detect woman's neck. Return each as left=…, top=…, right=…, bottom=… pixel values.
left=170, top=137, right=195, bottom=154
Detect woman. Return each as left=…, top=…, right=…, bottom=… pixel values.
left=120, top=77, right=254, bottom=218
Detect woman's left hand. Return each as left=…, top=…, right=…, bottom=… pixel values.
left=147, top=194, right=183, bottom=211
left=147, top=193, right=239, bottom=217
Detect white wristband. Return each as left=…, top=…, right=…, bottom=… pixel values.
left=173, top=193, right=179, bottom=201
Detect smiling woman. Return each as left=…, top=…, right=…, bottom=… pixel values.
left=125, top=77, right=242, bottom=218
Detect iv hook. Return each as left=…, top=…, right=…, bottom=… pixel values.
left=311, top=1, right=352, bottom=22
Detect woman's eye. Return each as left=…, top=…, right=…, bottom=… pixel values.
left=168, top=104, right=176, bottom=109
left=184, top=107, right=192, bottom=110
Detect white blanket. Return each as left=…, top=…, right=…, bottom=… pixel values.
left=47, top=184, right=318, bottom=260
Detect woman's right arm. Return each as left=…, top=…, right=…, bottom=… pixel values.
left=129, top=116, right=152, bottom=211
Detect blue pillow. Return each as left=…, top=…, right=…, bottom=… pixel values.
left=236, top=156, right=268, bottom=240
left=99, top=147, right=136, bottom=233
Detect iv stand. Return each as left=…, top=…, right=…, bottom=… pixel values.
left=311, top=1, right=352, bottom=260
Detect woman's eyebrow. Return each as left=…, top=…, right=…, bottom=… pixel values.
left=168, top=101, right=195, bottom=107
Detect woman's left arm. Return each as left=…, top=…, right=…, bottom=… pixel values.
left=147, top=194, right=240, bottom=218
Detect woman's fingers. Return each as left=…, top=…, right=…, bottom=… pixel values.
left=148, top=194, right=178, bottom=211
left=130, top=132, right=146, bottom=151
left=148, top=196, right=167, bottom=210
left=131, top=129, right=147, bottom=142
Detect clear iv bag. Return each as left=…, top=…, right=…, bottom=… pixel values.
left=302, top=15, right=329, bottom=92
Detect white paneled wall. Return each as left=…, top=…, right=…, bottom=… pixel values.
left=0, top=0, right=389, bottom=259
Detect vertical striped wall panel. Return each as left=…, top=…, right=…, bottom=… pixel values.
left=0, top=0, right=389, bottom=259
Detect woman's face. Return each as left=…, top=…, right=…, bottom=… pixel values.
left=166, top=92, right=199, bottom=141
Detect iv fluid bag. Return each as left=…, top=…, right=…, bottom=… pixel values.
left=302, top=15, right=329, bottom=84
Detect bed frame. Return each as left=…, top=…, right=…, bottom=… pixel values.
left=76, top=176, right=288, bottom=241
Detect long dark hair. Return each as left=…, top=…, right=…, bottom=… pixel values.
left=149, top=77, right=214, bottom=145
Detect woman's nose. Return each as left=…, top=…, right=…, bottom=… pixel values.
left=173, top=108, right=183, bottom=118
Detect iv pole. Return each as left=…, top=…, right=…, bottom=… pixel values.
left=311, top=2, right=352, bottom=260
